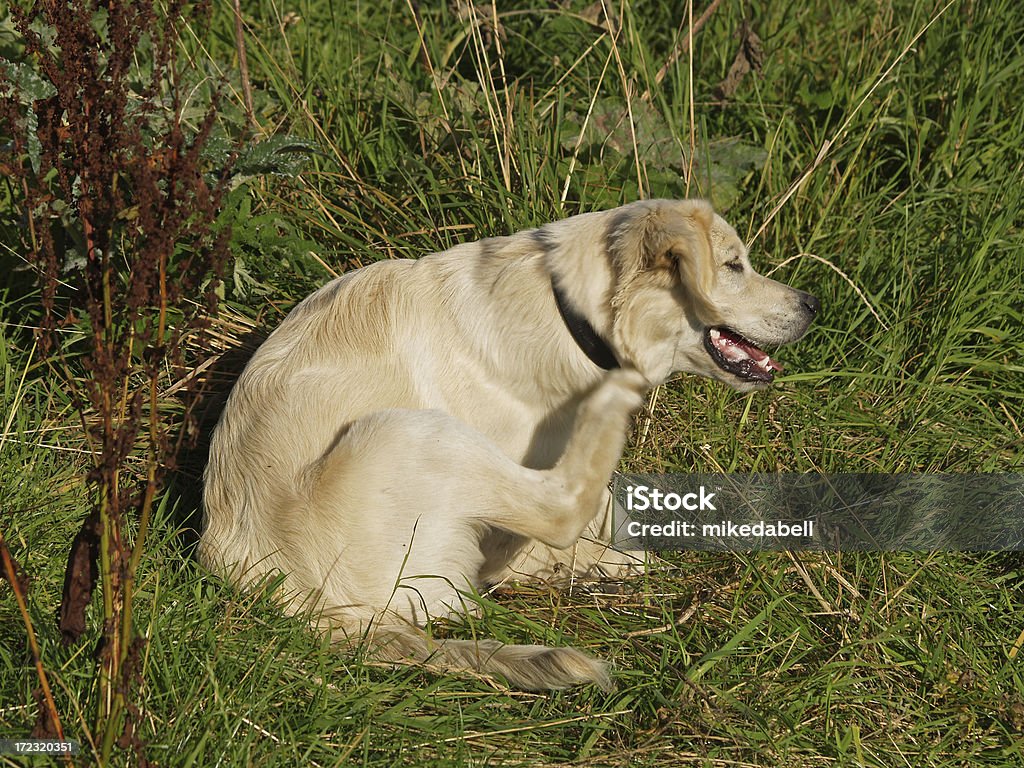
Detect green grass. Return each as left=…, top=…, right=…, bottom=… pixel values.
left=2, top=0, right=1024, bottom=765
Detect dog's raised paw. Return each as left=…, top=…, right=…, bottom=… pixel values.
left=598, top=368, right=649, bottom=412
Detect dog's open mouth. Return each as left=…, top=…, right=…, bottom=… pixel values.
left=703, top=327, right=783, bottom=383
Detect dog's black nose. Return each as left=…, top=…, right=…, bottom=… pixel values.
left=801, top=292, right=820, bottom=317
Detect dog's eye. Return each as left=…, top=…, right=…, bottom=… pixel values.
left=724, top=261, right=744, bottom=273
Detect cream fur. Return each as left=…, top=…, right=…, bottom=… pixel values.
left=201, top=199, right=818, bottom=690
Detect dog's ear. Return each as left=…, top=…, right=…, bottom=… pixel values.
left=610, top=199, right=719, bottom=321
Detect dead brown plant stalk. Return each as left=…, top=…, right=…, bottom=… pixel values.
left=1, top=1, right=233, bottom=763
left=0, top=531, right=70, bottom=765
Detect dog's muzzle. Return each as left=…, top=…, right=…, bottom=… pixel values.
left=703, top=291, right=819, bottom=384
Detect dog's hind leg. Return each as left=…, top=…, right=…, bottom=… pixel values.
left=300, top=369, right=646, bottom=690
left=471, top=367, right=647, bottom=551
left=305, top=368, right=646, bottom=613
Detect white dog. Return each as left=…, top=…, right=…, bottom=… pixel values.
left=201, top=199, right=819, bottom=690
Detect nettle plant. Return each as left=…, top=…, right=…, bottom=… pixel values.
left=0, top=1, right=313, bottom=762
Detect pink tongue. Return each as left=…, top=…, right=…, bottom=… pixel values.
left=719, top=330, right=783, bottom=372
left=744, top=340, right=783, bottom=372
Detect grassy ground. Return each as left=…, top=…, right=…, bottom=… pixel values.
left=2, top=0, right=1024, bottom=765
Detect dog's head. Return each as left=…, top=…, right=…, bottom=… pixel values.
left=607, top=199, right=819, bottom=390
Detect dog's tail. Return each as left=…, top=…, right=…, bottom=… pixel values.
left=347, top=624, right=612, bottom=692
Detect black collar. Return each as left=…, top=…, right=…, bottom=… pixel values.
left=550, top=276, right=620, bottom=370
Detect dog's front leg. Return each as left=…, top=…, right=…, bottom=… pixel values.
left=496, top=489, right=647, bottom=584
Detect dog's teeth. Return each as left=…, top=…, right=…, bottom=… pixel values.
left=709, top=327, right=783, bottom=376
